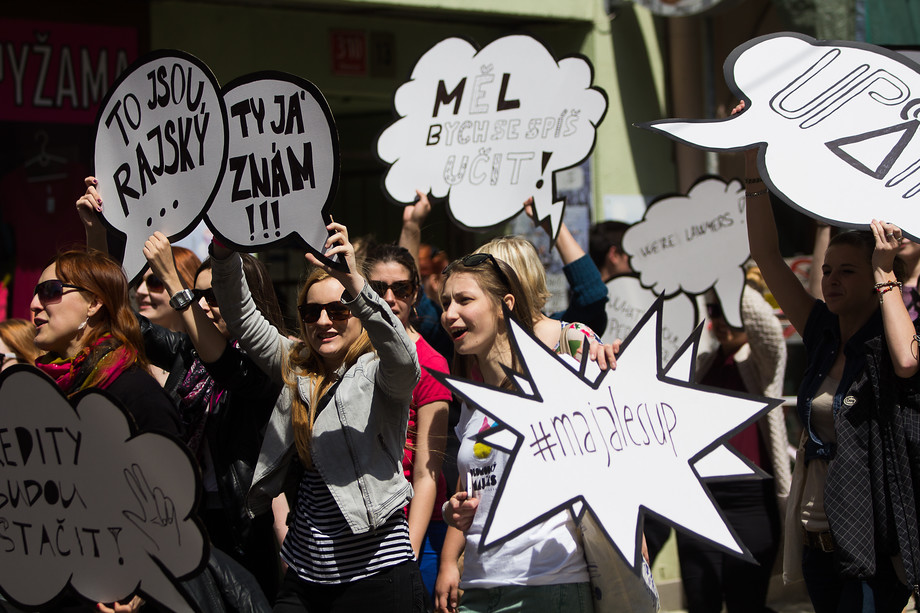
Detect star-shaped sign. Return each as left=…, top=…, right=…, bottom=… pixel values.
left=432, top=298, right=779, bottom=569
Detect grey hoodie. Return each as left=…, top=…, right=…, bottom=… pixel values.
left=211, top=252, right=420, bottom=534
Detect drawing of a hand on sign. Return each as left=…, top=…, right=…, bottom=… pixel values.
left=0, top=367, right=205, bottom=613
left=641, top=32, right=920, bottom=239
left=377, top=35, right=607, bottom=241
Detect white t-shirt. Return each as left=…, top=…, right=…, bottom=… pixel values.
left=455, top=401, right=590, bottom=588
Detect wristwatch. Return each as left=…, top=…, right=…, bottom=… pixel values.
left=169, top=288, right=195, bottom=311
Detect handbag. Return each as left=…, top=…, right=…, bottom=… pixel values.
left=577, top=512, right=660, bottom=613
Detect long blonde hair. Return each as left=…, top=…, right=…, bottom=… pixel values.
left=285, top=268, right=373, bottom=466
left=476, top=236, right=549, bottom=321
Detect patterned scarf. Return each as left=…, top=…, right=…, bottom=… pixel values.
left=35, top=334, right=134, bottom=397
left=175, top=345, right=231, bottom=455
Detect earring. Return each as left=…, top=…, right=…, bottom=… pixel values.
left=77, top=316, right=89, bottom=331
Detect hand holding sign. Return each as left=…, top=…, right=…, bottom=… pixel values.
left=433, top=300, right=775, bottom=568
left=377, top=35, right=607, bottom=240
left=0, top=367, right=205, bottom=612
left=642, top=33, right=920, bottom=239
left=94, top=50, right=228, bottom=282
left=209, top=72, right=339, bottom=258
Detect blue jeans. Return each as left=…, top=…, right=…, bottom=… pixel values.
left=417, top=520, right=447, bottom=599
left=459, top=582, right=592, bottom=613
left=801, top=547, right=911, bottom=613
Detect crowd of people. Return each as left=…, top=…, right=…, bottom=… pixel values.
left=3, top=119, right=920, bottom=613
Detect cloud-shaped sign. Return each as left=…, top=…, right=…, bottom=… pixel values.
left=209, top=72, right=339, bottom=258
left=603, top=275, right=699, bottom=367
left=0, top=367, right=206, bottom=612
left=93, top=50, right=228, bottom=283
left=642, top=33, right=920, bottom=239
left=621, top=177, right=749, bottom=328
left=433, top=300, right=776, bottom=569
left=377, top=35, right=607, bottom=240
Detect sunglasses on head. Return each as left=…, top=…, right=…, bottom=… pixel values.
left=368, top=280, right=415, bottom=301
left=298, top=302, right=353, bottom=325
left=444, top=253, right=513, bottom=290
left=34, top=280, right=88, bottom=304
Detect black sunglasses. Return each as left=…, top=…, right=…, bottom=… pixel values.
left=34, top=280, right=88, bottom=304
left=444, top=253, right=513, bottom=290
left=298, top=302, right=353, bottom=324
left=195, top=288, right=218, bottom=308
left=135, top=273, right=166, bottom=293
left=369, top=280, right=415, bottom=301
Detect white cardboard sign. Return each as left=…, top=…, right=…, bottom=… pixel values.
left=603, top=275, right=698, bottom=368
left=377, top=35, right=608, bottom=240
left=432, top=301, right=776, bottom=569
left=93, top=50, right=228, bottom=282
left=208, top=72, right=339, bottom=256
left=0, top=367, right=206, bottom=612
left=621, top=177, right=750, bottom=328
left=642, top=33, right=920, bottom=239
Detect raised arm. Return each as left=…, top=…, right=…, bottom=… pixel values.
left=75, top=176, right=109, bottom=253
left=870, top=220, right=919, bottom=378
left=740, top=122, right=815, bottom=334
left=143, top=232, right=228, bottom=364
left=210, top=246, right=291, bottom=384
left=398, top=190, right=431, bottom=271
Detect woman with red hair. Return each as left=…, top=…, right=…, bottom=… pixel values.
left=30, top=249, right=180, bottom=436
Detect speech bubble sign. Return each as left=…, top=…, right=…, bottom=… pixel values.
left=641, top=33, right=920, bottom=239
left=94, top=50, right=228, bottom=282
left=621, top=177, right=749, bottom=328
left=432, top=300, right=776, bottom=569
left=603, top=275, right=699, bottom=367
left=208, top=72, right=339, bottom=257
left=0, top=367, right=206, bottom=612
left=377, top=34, right=607, bottom=240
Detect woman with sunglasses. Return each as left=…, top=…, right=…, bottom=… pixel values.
left=142, top=232, right=286, bottom=601
left=30, top=250, right=180, bottom=437
left=363, top=243, right=452, bottom=600
left=433, top=252, right=596, bottom=613
left=135, top=247, right=201, bottom=333
left=0, top=319, right=41, bottom=371
left=209, top=220, right=426, bottom=612
left=736, top=101, right=919, bottom=613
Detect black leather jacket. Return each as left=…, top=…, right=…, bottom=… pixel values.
left=139, top=317, right=281, bottom=554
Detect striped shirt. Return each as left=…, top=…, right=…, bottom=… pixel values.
left=281, top=468, right=414, bottom=584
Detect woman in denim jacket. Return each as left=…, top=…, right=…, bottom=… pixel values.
left=740, top=98, right=919, bottom=613
left=210, top=221, right=425, bottom=613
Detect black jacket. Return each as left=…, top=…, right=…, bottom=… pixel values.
left=139, top=317, right=281, bottom=554
left=825, top=329, right=920, bottom=590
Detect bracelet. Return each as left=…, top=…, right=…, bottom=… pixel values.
left=745, top=177, right=764, bottom=185
left=746, top=188, right=769, bottom=198
left=875, top=280, right=902, bottom=302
